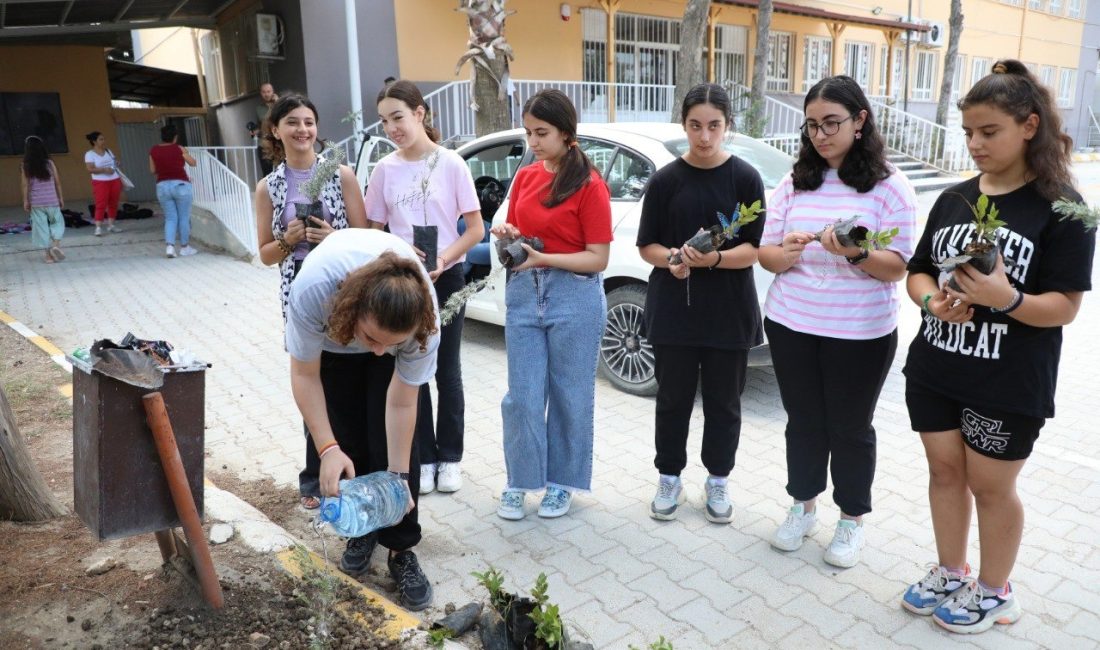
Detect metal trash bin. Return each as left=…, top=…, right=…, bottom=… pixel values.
left=71, top=357, right=206, bottom=540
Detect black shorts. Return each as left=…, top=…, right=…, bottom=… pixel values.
left=905, top=381, right=1045, bottom=461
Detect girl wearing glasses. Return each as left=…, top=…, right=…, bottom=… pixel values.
left=758, top=76, right=917, bottom=567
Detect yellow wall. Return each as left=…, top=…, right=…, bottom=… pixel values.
left=0, top=45, right=117, bottom=207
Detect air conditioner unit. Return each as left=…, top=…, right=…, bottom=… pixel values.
left=924, top=21, right=946, bottom=48
left=898, top=17, right=922, bottom=44
left=255, top=13, right=284, bottom=59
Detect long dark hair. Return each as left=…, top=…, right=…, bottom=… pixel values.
left=792, top=75, right=890, bottom=193
left=523, top=89, right=598, bottom=208
left=376, top=80, right=441, bottom=144
left=680, top=83, right=732, bottom=125
left=85, top=131, right=103, bottom=147
left=22, top=136, right=52, bottom=180
left=261, top=93, right=319, bottom=165
left=960, top=59, right=1073, bottom=201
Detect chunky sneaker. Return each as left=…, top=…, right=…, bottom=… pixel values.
left=436, top=462, right=462, bottom=493
left=650, top=475, right=685, bottom=521
left=902, top=563, right=971, bottom=615
left=771, top=503, right=818, bottom=551
left=933, top=579, right=1022, bottom=634
left=178, top=245, right=198, bottom=256
left=703, top=477, right=733, bottom=524
left=538, top=487, right=572, bottom=518
left=94, top=225, right=103, bottom=237
left=823, top=519, right=865, bottom=568
left=166, top=244, right=176, bottom=258
left=338, top=533, right=378, bottom=578
left=388, top=550, right=433, bottom=611
left=497, top=490, right=525, bottom=520
left=419, top=463, right=436, bottom=494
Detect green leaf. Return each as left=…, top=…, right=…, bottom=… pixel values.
left=976, top=193, right=989, bottom=217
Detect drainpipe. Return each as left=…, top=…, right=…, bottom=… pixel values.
left=345, top=0, right=363, bottom=159
left=903, top=0, right=912, bottom=112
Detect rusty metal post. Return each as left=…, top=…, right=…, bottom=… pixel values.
left=143, top=392, right=223, bottom=609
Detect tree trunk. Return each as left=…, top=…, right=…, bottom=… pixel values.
left=745, top=0, right=773, bottom=137
left=671, top=0, right=711, bottom=122
left=935, top=0, right=964, bottom=128
left=474, top=56, right=512, bottom=137
left=0, top=385, right=66, bottom=521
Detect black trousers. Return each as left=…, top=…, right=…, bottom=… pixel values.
left=303, top=351, right=421, bottom=550
left=416, top=265, right=467, bottom=464
left=653, top=344, right=748, bottom=477
left=257, top=145, right=273, bottom=177
left=764, top=319, right=897, bottom=517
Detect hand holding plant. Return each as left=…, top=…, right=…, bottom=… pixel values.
left=937, top=193, right=1005, bottom=291
left=667, top=199, right=764, bottom=266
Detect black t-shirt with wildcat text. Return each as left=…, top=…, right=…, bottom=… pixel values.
left=636, top=156, right=767, bottom=350
left=903, top=175, right=1096, bottom=418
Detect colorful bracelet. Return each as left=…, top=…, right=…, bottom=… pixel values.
left=317, top=441, right=340, bottom=458
left=921, top=292, right=933, bottom=314
left=275, top=236, right=292, bottom=256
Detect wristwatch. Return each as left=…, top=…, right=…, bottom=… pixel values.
left=388, top=470, right=411, bottom=480
left=845, top=249, right=869, bottom=265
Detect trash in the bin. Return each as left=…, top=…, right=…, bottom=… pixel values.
left=89, top=342, right=164, bottom=389
left=120, top=332, right=174, bottom=366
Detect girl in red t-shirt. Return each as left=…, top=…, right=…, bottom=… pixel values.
left=492, top=89, right=612, bottom=521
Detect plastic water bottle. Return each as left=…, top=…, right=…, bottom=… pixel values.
left=318, top=471, right=410, bottom=538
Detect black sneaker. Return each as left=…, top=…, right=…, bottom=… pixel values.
left=387, top=550, right=433, bottom=611
left=339, top=533, right=377, bottom=577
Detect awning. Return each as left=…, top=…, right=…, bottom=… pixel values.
left=718, top=0, right=930, bottom=33
left=108, top=59, right=202, bottom=106
left=0, top=0, right=228, bottom=40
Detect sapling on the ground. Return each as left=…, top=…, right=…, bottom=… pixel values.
left=667, top=199, right=764, bottom=265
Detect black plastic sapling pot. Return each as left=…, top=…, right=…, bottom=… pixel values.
left=413, top=224, right=440, bottom=272
left=292, top=201, right=324, bottom=250
left=667, top=200, right=764, bottom=266
left=812, top=214, right=866, bottom=248
left=495, top=235, right=546, bottom=269
left=937, top=193, right=1005, bottom=292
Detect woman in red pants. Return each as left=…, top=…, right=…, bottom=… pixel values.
left=84, top=131, right=123, bottom=237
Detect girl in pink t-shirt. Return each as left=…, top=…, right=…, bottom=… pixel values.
left=365, top=80, right=484, bottom=496
left=21, top=135, right=66, bottom=263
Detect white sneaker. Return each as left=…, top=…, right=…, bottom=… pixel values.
left=94, top=225, right=103, bottom=237
left=166, top=244, right=176, bottom=258
left=537, top=487, right=572, bottom=518
left=497, top=490, right=525, bottom=520
left=823, top=519, right=865, bottom=568
left=435, top=462, right=462, bottom=492
left=178, top=245, right=199, bottom=257
left=107, top=223, right=122, bottom=233
left=771, top=503, right=818, bottom=551
left=649, top=475, right=684, bottom=521
left=419, top=463, right=436, bottom=494
left=703, top=476, right=733, bottom=524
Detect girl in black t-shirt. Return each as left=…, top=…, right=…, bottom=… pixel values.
left=901, top=60, right=1095, bottom=634
left=636, top=83, right=766, bottom=525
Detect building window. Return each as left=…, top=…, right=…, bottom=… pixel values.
left=1058, top=68, right=1076, bottom=107
left=1001, top=0, right=1023, bottom=6
left=766, top=32, right=793, bottom=92
left=1040, top=64, right=1056, bottom=89
left=1067, top=0, right=1082, bottom=18
left=844, top=42, right=873, bottom=90
left=199, top=11, right=270, bottom=103
left=951, top=54, right=968, bottom=101
left=1028, top=0, right=1046, bottom=10
left=711, top=24, right=748, bottom=87
left=878, top=45, right=903, bottom=98
left=1048, top=0, right=1064, bottom=13
left=582, top=9, right=608, bottom=82
left=802, top=36, right=832, bottom=92
left=971, top=57, right=992, bottom=87
left=912, top=50, right=937, bottom=101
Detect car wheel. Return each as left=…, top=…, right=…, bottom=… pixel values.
left=599, top=284, right=657, bottom=397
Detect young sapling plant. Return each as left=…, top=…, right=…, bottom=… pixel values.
left=1052, top=198, right=1100, bottom=231
left=667, top=199, right=764, bottom=265
left=811, top=214, right=900, bottom=251
left=413, top=148, right=443, bottom=271
left=293, top=142, right=346, bottom=250
left=937, top=193, right=1006, bottom=291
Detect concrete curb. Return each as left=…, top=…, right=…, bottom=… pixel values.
left=1, top=307, right=423, bottom=643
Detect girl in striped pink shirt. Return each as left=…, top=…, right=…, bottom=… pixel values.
left=758, top=76, right=917, bottom=568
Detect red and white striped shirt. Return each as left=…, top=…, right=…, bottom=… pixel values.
left=761, top=169, right=917, bottom=340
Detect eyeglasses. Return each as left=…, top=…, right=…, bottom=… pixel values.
left=800, top=115, right=855, bottom=138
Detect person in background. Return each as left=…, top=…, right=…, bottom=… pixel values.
left=252, top=82, right=279, bottom=177
left=84, top=131, right=122, bottom=237
left=492, top=89, right=612, bottom=521
left=254, top=93, right=368, bottom=511
left=21, top=135, right=66, bottom=264
left=366, top=80, right=484, bottom=496
left=150, top=124, right=198, bottom=258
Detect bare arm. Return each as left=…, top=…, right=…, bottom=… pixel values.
left=907, top=271, right=974, bottom=324
left=290, top=356, right=354, bottom=497
left=384, top=374, right=420, bottom=474
left=340, top=165, right=368, bottom=228
left=440, top=210, right=484, bottom=269
left=949, top=256, right=1084, bottom=328
left=180, top=146, right=197, bottom=167
left=20, top=169, right=29, bottom=212
left=149, top=155, right=157, bottom=176
left=758, top=231, right=815, bottom=274
left=51, top=162, right=64, bottom=207
left=514, top=242, right=610, bottom=274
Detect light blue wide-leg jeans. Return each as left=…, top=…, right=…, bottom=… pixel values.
left=157, top=180, right=193, bottom=246
left=501, top=268, right=606, bottom=492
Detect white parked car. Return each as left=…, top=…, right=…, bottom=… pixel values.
left=453, top=122, right=793, bottom=397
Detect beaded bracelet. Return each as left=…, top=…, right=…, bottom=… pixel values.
left=991, top=289, right=1023, bottom=314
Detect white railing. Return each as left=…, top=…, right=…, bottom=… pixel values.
left=1088, top=106, right=1100, bottom=149
left=867, top=97, right=974, bottom=173
left=190, top=150, right=258, bottom=255
left=193, top=146, right=264, bottom=194
left=730, top=83, right=804, bottom=144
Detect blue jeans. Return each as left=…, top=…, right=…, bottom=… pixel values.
left=157, top=180, right=193, bottom=246
left=501, top=268, right=605, bottom=492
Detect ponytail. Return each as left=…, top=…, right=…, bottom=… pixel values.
left=522, top=89, right=599, bottom=208
left=961, top=59, right=1074, bottom=201
left=544, top=140, right=597, bottom=208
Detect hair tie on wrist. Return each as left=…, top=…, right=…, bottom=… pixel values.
left=317, top=441, right=340, bottom=458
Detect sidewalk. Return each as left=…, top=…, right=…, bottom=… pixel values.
left=1, top=206, right=1099, bottom=648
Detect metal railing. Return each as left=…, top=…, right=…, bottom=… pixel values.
left=192, top=146, right=264, bottom=194
left=867, top=97, right=973, bottom=172
left=1088, top=106, right=1100, bottom=149
left=190, top=150, right=258, bottom=255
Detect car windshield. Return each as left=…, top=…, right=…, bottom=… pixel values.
left=664, top=136, right=792, bottom=189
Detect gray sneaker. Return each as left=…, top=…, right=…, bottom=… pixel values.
left=649, top=475, right=684, bottom=521
left=704, top=477, right=733, bottom=524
